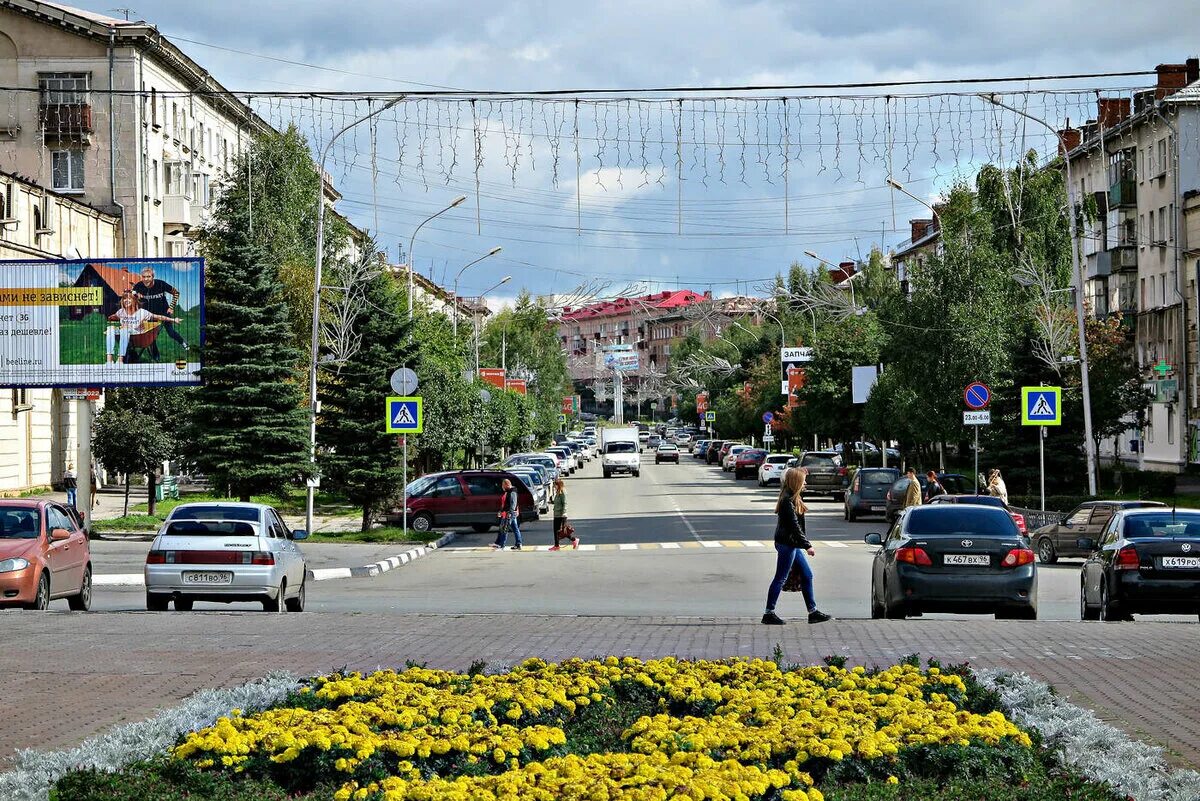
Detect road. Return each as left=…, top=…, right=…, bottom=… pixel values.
left=85, top=449, right=1131, bottom=621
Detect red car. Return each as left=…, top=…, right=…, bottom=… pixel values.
left=388, top=470, right=539, bottom=533
left=733, top=449, right=768, bottom=479
left=0, top=500, right=92, bottom=610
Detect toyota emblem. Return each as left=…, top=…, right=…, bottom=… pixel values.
left=961, top=540, right=973, bottom=548
left=1184, top=543, right=1193, bottom=553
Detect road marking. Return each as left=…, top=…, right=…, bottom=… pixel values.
left=661, top=542, right=681, bottom=549
left=93, top=573, right=143, bottom=586
left=441, top=539, right=865, bottom=553
left=700, top=540, right=723, bottom=548
left=824, top=541, right=850, bottom=548
left=618, top=543, right=638, bottom=550
left=740, top=540, right=765, bottom=547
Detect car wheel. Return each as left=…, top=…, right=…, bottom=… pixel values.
left=1037, top=537, right=1058, bottom=564
left=633, top=471, right=641, bottom=478
left=26, top=572, right=50, bottom=610
left=285, top=577, right=306, bottom=612
left=471, top=523, right=493, bottom=533
left=263, top=579, right=285, bottom=613
left=883, top=581, right=906, bottom=619
left=146, top=592, right=169, bottom=612
left=1080, top=577, right=1101, bottom=620
left=67, top=565, right=92, bottom=611
left=410, top=512, right=434, bottom=533
left=1099, top=581, right=1123, bottom=622
left=847, top=507, right=857, bottom=523
left=174, top=596, right=194, bottom=611
left=870, top=578, right=884, bottom=619
left=603, top=470, right=611, bottom=478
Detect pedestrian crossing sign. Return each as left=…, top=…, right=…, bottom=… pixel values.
left=385, top=396, right=424, bottom=434
left=1021, top=386, right=1061, bottom=426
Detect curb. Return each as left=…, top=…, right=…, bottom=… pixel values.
left=307, top=530, right=458, bottom=581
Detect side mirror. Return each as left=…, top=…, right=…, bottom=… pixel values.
left=50, top=528, right=71, bottom=541
left=1076, top=537, right=1096, bottom=552
left=290, top=529, right=309, bottom=541
left=864, top=532, right=883, bottom=546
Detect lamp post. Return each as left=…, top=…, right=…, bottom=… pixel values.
left=453, top=246, right=502, bottom=338
left=306, top=96, right=402, bottom=538
left=980, top=93, right=1098, bottom=495
left=408, top=195, right=467, bottom=323
left=474, top=276, right=513, bottom=376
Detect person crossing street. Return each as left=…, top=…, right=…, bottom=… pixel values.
left=492, top=479, right=523, bottom=551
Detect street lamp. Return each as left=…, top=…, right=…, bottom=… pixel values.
left=474, top=275, right=513, bottom=375
left=885, top=177, right=940, bottom=221
left=980, top=92, right=1098, bottom=495
left=306, top=95, right=402, bottom=537
left=408, top=195, right=468, bottom=323
left=807, top=249, right=866, bottom=309
left=452, top=246, right=502, bottom=338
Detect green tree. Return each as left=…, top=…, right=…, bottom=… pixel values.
left=409, top=307, right=474, bottom=472
left=1075, top=314, right=1152, bottom=465
left=92, top=406, right=172, bottom=517
left=99, top=387, right=193, bottom=515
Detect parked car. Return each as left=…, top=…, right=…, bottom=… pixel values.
left=723, top=444, right=753, bottom=472
left=733, top=449, right=767, bottom=479
left=757, top=454, right=795, bottom=486
left=145, top=502, right=308, bottom=613
left=692, top=439, right=711, bottom=457
left=1032, top=500, right=1167, bottom=564
left=387, top=470, right=539, bottom=533
left=507, top=467, right=550, bottom=514
left=655, top=443, right=681, bottom=464
left=797, top=451, right=849, bottom=501
left=844, top=468, right=900, bottom=521
left=0, top=500, right=92, bottom=610
left=507, top=453, right=560, bottom=483
left=926, top=493, right=1027, bottom=535
left=1079, top=508, right=1200, bottom=621
left=706, top=441, right=728, bottom=465
left=884, top=473, right=971, bottom=521
left=865, top=505, right=1037, bottom=620
left=638, top=430, right=651, bottom=444
left=547, top=446, right=577, bottom=474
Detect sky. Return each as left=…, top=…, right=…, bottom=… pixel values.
left=66, top=0, right=1200, bottom=307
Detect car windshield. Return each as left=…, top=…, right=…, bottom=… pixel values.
left=0, top=509, right=40, bottom=539
left=164, top=520, right=258, bottom=537
left=607, top=442, right=637, bottom=454
left=860, top=471, right=898, bottom=485
left=1122, top=513, right=1200, bottom=538
left=905, top=507, right=1017, bottom=537
left=169, top=505, right=259, bottom=522
left=405, top=476, right=438, bottom=496
left=956, top=495, right=1006, bottom=509
left=659, top=444, right=678, bottom=451
left=765, top=455, right=791, bottom=464
left=802, top=454, right=839, bottom=467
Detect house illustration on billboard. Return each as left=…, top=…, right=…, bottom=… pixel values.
left=68, top=262, right=141, bottom=319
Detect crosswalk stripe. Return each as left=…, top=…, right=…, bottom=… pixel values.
left=700, top=540, right=723, bottom=548
left=660, top=542, right=681, bottom=549
left=618, top=543, right=638, bottom=550
left=578, top=544, right=597, bottom=551
left=740, top=540, right=765, bottom=547
left=823, top=541, right=850, bottom=548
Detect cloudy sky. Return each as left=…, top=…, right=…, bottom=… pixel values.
left=69, top=0, right=1200, bottom=303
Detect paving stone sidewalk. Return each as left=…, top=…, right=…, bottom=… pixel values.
left=3, top=614, right=1198, bottom=770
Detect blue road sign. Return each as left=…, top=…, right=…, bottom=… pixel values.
left=964, top=382, right=991, bottom=410
left=762, top=412, right=774, bottom=424
left=704, top=411, right=716, bottom=422
left=1021, top=386, right=1061, bottom=426
left=385, top=396, right=424, bottom=434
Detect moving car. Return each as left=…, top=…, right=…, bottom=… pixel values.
left=387, top=470, right=539, bottom=533
left=865, top=505, right=1037, bottom=620
left=638, top=430, right=651, bottom=444
left=733, top=449, right=767, bottom=479
left=1079, top=508, right=1200, bottom=621
left=926, top=493, right=1027, bottom=535
left=1032, top=500, right=1166, bottom=564
left=844, top=468, right=900, bottom=521
left=884, top=473, right=971, bottom=521
left=758, top=454, right=795, bottom=486
left=145, top=502, right=309, bottom=613
left=647, top=434, right=662, bottom=450
left=0, top=500, right=92, bottom=611
left=655, top=443, right=680, bottom=464
left=601, top=427, right=642, bottom=478
left=797, top=451, right=849, bottom=501
left=675, top=432, right=692, bottom=447
left=723, top=444, right=753, bottom=472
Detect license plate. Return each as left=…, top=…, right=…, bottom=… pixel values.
left=182, top=571, right=233, bottom=585
left=1161, top=556, right=1200, bottom=569
left=943, top=554, right=990, bottom=566
left=871, top=505, right=885, bottom=512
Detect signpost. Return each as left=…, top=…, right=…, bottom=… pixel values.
left=1022, top=386, right=1062, bottom=511
left=964, top=382, right=991, bottom=410
left=389, top=367, right=419, bottom=396
left=386, top=394, right=424, bottom=533
left=962, top=382, right=993, bottom=495
left=388, top=370, right=420, bottom=534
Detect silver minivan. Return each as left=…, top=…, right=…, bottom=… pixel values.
left=144, top=502, right=308, bottom=612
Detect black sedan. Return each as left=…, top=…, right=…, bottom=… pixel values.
left=1080, top=508, right=1200, bottom=621
left=865, top=505, right=1037, bottom=620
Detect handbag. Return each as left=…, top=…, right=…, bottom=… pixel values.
left=782, top=563, right=806, bottom=592
left=562, top=520, right=575, bottom=537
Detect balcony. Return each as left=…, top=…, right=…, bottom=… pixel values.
left=1108, top=245, right=1138, bottom=273
left=162, top=194, right=193, bottom=228
left=1109, top=177, right=1137, bottom=208
left=39, top=103, right=93, bottom=140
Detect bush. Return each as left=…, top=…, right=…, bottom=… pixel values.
left=1102, top=468, right=1177, bottom=498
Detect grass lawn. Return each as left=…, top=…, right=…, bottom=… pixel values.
left=92, top=514, right=163, bottom=533
left=305, top=527, right=440, bottom=545
left=125, top=490, right=354, bottom=520
left=58, top=309, right=201, bottom=366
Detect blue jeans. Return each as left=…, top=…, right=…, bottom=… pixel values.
left=494, top=516, right=523, bottom=548
left=65, top=488, right=77, bottom=509
left=766, top=543, right=815, bottom=613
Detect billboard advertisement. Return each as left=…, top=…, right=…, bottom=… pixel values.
left=0, top=258, right=203, bottom=387
left=479, top=368, right=507, bottom=389
left=780, top=346, right=813, bottom=394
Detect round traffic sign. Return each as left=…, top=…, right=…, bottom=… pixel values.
left=390, top=367, right=419, bottom=395
left=762, top=412, right=774, bottom=424
left=964, top=382, right=991, bottom=410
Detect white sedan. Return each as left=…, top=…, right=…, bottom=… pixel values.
left=722, top=444, right=753, bottom=471
left=758, top=454, right=796, bottom=486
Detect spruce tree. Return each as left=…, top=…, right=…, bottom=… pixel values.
left=191, top=183, right=310, bottom=501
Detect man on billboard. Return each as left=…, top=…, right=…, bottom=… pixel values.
left=132, top=265, right=188, bottom=359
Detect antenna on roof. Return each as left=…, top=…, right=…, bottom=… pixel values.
left=109, top=7, right=135, bottom=20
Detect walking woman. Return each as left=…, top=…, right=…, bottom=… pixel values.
left=763, top=467, right=832, bottom=625
left=549, top=478, right=579, bottom=550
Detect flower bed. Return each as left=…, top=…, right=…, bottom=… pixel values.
left=47, top=657, right=1129, bottom=801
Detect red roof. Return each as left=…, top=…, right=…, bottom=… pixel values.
left=78, top=263, right=140, bottom=295
left=561, top=289, right=709, bottom=322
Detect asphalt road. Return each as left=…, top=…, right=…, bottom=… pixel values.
left=78, top=448, right=1171, bottom=621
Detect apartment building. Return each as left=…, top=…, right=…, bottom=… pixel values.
left=1063, top=60, right=1200, bottom=471
left=0, top=169, right=118, bottom=492
left=0, top=0, right=272, bottom=259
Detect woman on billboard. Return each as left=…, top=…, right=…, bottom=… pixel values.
left=104, top=291, right=180, bottom=365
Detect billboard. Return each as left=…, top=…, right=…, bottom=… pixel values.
left=780, top=346, right=813, bottom=394
left=479, top=368, right=507, bottom=389
left=0, top=258, right=203, bottom=387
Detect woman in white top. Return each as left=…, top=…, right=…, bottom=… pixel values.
left=105, top=290, right=179, bottom=364
left=987, top=469, right=1009, bottom=505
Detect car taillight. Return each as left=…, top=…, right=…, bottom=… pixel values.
left=1001, top=548, right=1035, bottom=567
left=1010, top=513, right=1027, bottom=534
left=247, top=551, right=275, bottom=565
left=146, top=550, right=170, bottom=564
left=896, top=547, right=932, bottom=566
left=838, top=467, right=848, bottom=476
left=1115, top=546, right=1140, bottom=571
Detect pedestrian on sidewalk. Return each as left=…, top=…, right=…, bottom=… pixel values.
left=763, top=467, right=831, bottom=625
left=899, top=468, right=922, bottom=511
left=549, top=478, right=579, bottom=550
left=492, top=479, right=523, bottom=551
left=62, top=464, right=77, bottom=509
left=987, top=469, right=1009, bottom=504
left=924, top=470, right=944, bottom=502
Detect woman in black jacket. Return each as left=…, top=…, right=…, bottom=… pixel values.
left=763, top=467, right=831, bottom=625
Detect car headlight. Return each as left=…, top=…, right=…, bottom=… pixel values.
left=0, top=557, right=30, bottom=574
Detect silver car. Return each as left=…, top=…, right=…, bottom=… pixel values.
left=144, top=502, right=308, bottom=613
left=508, top=468, right=550, bottom=514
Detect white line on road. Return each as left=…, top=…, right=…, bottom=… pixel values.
left=618, top=543, right=638, bottom=550
left=700, top=540, right=723, bottom=548
left=93, top=573, right=143, bottom=586
left=660, top=542, right=681, bottom=549
left=823, top=541, right=850, bottom=548
left=740, top=540, right=765, bottom=547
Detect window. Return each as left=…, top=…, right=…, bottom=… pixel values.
left=1138, top=148, right=1144, bottom=181
left=164, top=162, right=190, bottom=196
left=153, top=235, right=159, bottom=257
left=38, top=73, right=89, bottom=105
left=171, top=102, right=179, bottom=138
left=150, top=87, right=158, bottom=127
left=1157, top=138, right=1168, bottom=175
left=1067, top=506, right=1093, bottom=526
left=1168, top=406, right=1176, bottom=445
left=464, top=475, right=504, bottom=497
left=47, top=505, right=75, bottom=533
left=1169, top=203, right=1174, bottom=242
left=1149, top=210, right=1155, bottom=244
left=151, top=159, right=159, bottom=199
left=432, top=477, right=463, bottom=498
left=51, top=149, right=84, bottom=191
left=1159, top=206, right=1167, bottom=243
